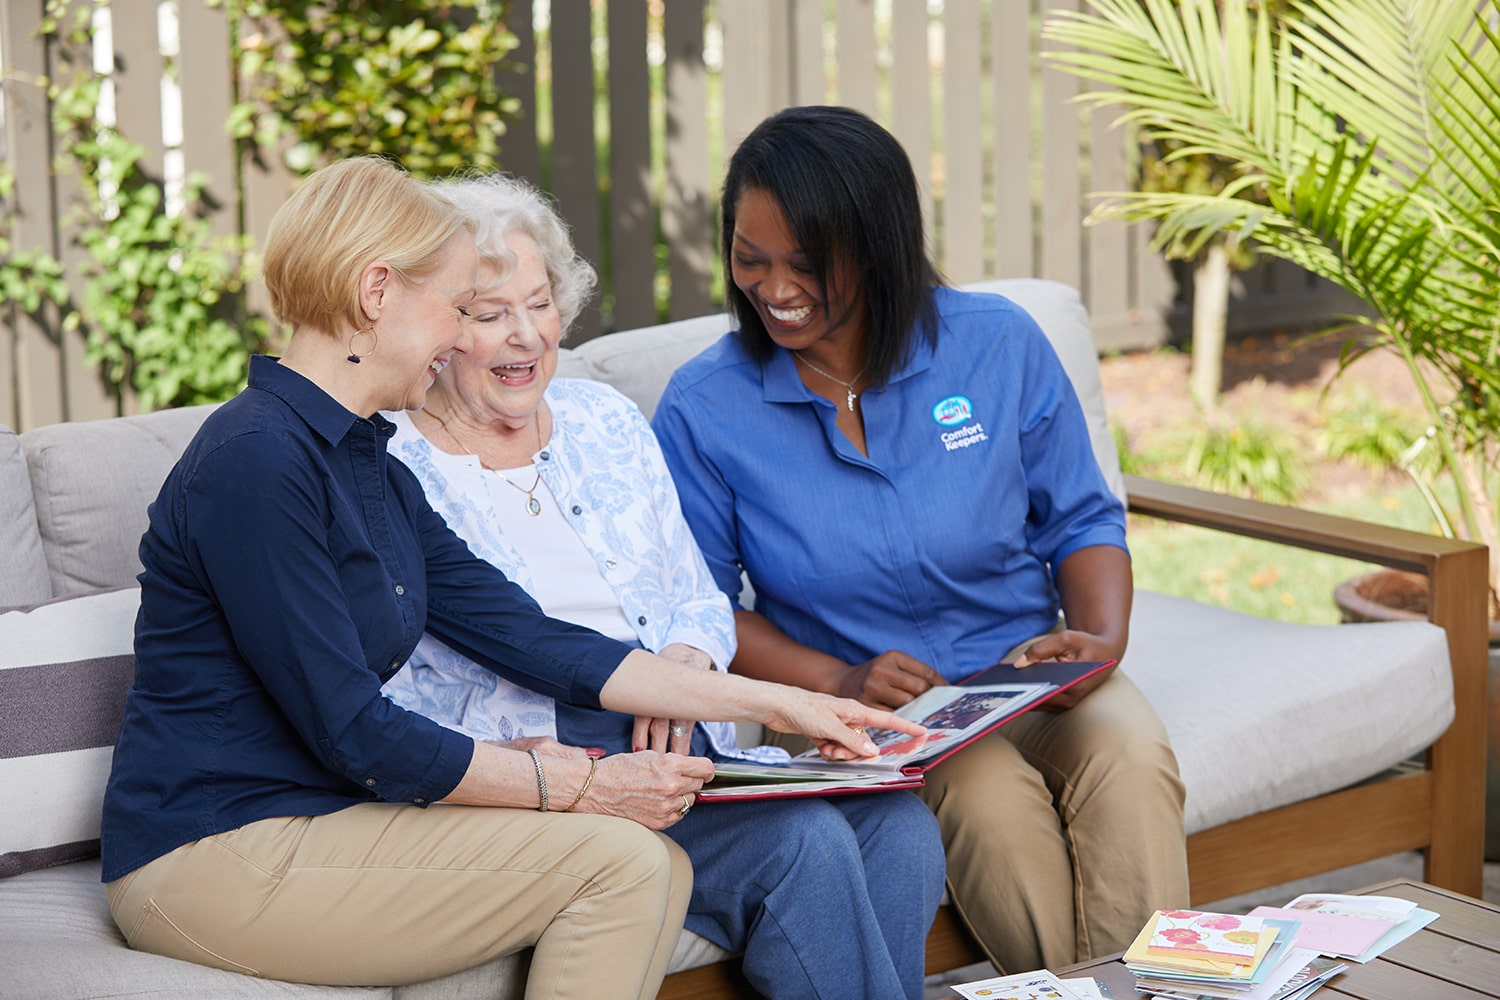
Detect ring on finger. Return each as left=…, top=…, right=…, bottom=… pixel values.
left=679, top=794, right=692, bottom=818
left=850, top=725, right=866, bottom=736
left=670, top=724, right=690, bottom=739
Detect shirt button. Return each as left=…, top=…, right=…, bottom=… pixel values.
left=637, top=615, right=647, bottom=626
left=365, top=778, right=377, bottom=787
left=394, top=584, right=405, bottom=596
left=389, top=660, right=400, bottom=671
left=413, top=797, right=425, bottom=805
left=539, top=450, right=550, bottom=460
left=605, top=559, right=617, bottom=570
left=571, top=504, right=582, bottom=515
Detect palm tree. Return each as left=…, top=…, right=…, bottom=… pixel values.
left=1044, top=0, right=1500, bottom=617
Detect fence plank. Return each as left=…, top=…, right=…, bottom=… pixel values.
left=606, top=0, right=654, bottom=330
left=788, top=0, right=820, bottom=106
left=110, top=0, right=165, bottom=185
left=991, top=0, right=1032, bottom=279
left=54, top=0, right=117, bottom=421
left=1, top=0, right=60, bottom=429
left=177, top=0, right=235, bottom=237
left=496, top=1, right=539, bottom=184
left=834, top=0, right=876, bottom=117
left=719, top=0, right=788, bottom=153
left=662, top=0, right=713, bottom=320
left=1086, top=97, right=1132, bottom=337
left=549, top=0, right=602, bottom=339
left=940, top=0, right=982, bottom=283
left=1040, top=0, right=1082, bottom=289
left=889, top=0, right=932, bottom=255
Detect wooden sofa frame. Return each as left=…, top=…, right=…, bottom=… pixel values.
left=657, top=475, right=1489, bottom=998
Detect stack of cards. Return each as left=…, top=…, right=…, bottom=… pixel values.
left=1123, top=909, right=1315, bottom=998
left=947, top=969, right=1104, bottom=999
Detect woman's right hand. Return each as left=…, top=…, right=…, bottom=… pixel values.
left=573, top=751, right=716, bottom=830
left=759, top=686, right=927, bottom=761
left=838, top=650, right=948, bottom=710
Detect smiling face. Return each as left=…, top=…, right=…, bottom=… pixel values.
left=376, top=231, right=479, bottom=413
left=729, top=187, right=867, bottom=368
left=432, top=232, right=561, bottom=431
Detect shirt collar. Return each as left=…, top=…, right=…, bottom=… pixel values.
left=756, top=318, right=939, bottom=404
left=247, top=354, right=392, bottom=446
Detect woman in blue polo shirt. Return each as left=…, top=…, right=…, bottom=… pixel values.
left=652, top=105, right=1190, bottom=975
left=100, top=155, right=917, bottom=999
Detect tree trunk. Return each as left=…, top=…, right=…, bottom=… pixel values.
left=1190, top=241, right=1230, bottom=411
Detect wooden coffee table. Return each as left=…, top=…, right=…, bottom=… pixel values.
left=1054, top=879, right=1500, bottom=999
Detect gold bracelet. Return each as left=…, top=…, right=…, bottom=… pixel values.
left=563, top=756, right=598, bottom=813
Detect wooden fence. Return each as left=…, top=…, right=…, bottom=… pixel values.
left=0, top=0, right=1342, bottom=432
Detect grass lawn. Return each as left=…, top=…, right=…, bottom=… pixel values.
left=1127, top=484, right=1448, bottom=625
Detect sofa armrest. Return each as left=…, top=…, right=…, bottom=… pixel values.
left=1124, top=473, right=1489, bottom=896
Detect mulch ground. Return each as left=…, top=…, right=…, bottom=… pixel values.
left=1097, top=329, right=1424, bottom=505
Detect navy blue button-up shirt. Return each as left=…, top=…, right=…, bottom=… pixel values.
left=101, top=356, right=631, bottom=882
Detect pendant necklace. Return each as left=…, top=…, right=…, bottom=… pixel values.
left=792, top=351, right=870, bottom=411
left=429, top=409, right=545, bottom=516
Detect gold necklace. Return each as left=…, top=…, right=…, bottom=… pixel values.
left=427, top=409, right=545, bottom=516
left=792, top=351, right=870, bottom=411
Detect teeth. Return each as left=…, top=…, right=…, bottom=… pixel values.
left=768, top=304, right=813, bottom=323
left=429, top=359, right=447, bottom=375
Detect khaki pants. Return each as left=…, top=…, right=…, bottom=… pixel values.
left=918, top=669, right=1189, bottom=973
left=106, top=802, right=691, bottom=998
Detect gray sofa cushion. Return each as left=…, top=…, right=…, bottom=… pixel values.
left=23, top=404, right=218, bottom=597
left=0, top=587, right=138, bottom=877
left=1, top=860, right=395, bottom=998
left=0, top=858, right=726, bottom=999
left=0, top=424, right=52, bottom=606
left=1123, top=590, right=1453, bottom=834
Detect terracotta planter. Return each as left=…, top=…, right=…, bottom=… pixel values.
left=1333, top=568, right=1500, bottom=861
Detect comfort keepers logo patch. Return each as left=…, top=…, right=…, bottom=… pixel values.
left=932, top=395, right=990, bottom=451
left=931, top=395, right=973, bottom=425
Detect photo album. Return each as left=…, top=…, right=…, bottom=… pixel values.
left=700, top=659, right=1114, bottom=801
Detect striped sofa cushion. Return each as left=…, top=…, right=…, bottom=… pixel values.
left=0, top=587, right=137, bottom=877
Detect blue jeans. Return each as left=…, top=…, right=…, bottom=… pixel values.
left=555, top=703, right=946, bottom=998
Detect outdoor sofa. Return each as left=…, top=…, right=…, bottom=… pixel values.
left=0, top=278, right=1486, bottom=999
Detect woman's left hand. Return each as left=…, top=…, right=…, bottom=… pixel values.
left=1013, top=629, right=1121, bottom=711
left=633, top=643, right=714, bottom=753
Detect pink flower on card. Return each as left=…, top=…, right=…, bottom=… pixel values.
left=1161, top=910, right=1199, bottom=919
left=1197, top=915, right=1242, bottom=930
left=1160, top=928, right=1203, bottom=944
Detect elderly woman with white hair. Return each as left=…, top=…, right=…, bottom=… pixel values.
left=381, top=173, right=946, bottom=1000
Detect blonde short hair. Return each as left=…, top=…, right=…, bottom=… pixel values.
left=427, top=173, right=597, bottom=337
left=263, top=157, right=471, bottom=335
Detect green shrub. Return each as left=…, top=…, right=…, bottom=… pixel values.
left=1170, top=418, right=1307, bottom=503
left=1318, top=386, right=1431, bottom=474
left=232, top=0, right=520, bottom=178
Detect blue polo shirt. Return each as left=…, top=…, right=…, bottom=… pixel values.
left=101, top=355, right=631, bottom=882
left=652, top=285, right=1126, bottom=684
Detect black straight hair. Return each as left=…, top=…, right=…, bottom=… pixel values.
left=720, top=105, right=943, bottom=387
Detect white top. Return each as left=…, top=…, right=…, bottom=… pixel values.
left=381, top=378, right=780, bottom=760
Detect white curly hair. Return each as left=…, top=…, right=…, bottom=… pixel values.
left=427, top=173, right=597, bottom=337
